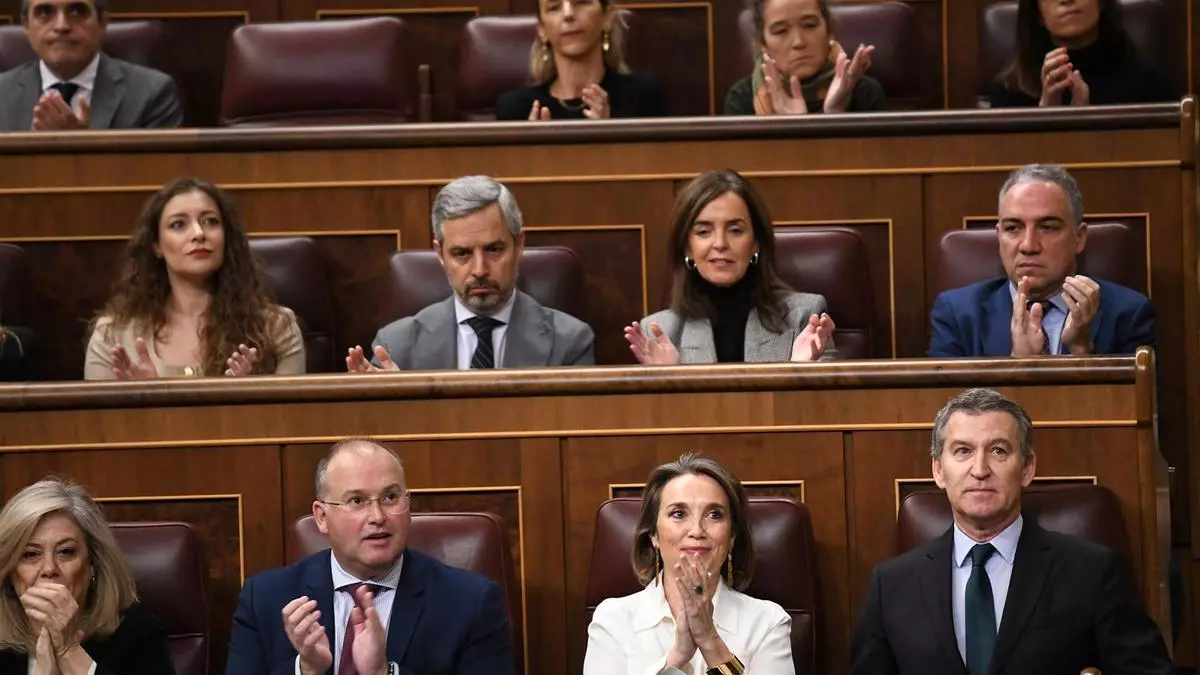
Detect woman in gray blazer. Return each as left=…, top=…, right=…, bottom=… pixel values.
left=624, top=169, right=835, bottom=364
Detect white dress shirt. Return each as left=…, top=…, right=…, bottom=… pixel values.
left=951, top=515, right=1022, bottom=664
left=1008, top=282, right=1070, bottom=354
left=583, top=577, right=794, bottom=675
left=294, top=552, right=405, bottom=675
left=453, top=292, right=516, bottom=370
left=39, top=53, right=100, bottom=119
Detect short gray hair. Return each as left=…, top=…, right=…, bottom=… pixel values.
left=21, top=0, right=110, bottom=20
left=997, top=163, right=1085, bottom=226
left=315, top=438, right=403, bottom=499
left=931, top=388, right=1034, bottom=464
left=431, top=176, right=523, bottom=244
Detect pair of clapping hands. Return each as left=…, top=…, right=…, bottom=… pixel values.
left=1039, top=47, right=1090, bottom=107
left=109, top=338, right=262, bottom=379
left=284, top=585, right=388, bottom=675
left=664, top=545, right=734, bottom=669
left=527, top=84, right=611, bottom=120
left=31, top=89, right=90, bottom=131
left=624, top=312, right=835, bottom=364
left=20, top=580, right=84, bottom=675
left=757, top=43, right=875, bottom=115
left=1010, top=275, right=1099, bottom=356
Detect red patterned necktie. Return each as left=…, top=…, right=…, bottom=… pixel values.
left=338, top=583, right=380, bottom=675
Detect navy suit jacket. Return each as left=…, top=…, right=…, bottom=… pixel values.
left=928, top=277, right=1156, bottom=357
left=226, top=548, right=514, bottom=675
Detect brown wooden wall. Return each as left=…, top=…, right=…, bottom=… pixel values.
left=0, top=357, right=1170, bottom=675
left=0, top=0, right=1193, bottom=124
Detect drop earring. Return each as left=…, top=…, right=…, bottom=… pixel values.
left=725, top=552, right=733, bottom=586
left=603, top=30, right=611, bottom=53
left=750, top=251, right=760, bottom=265
left=684, top=255, right=696, bottom=270
left=542, top=41, right=551, bottom=63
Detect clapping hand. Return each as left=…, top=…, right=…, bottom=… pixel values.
left=759, top=53, right=808, bottom=115
left=347, top=585, right=388, bottom=675
left=624, top=321, right=681, bottom=365
left=20, top=580, right=80, bottom=655
left=528, top=101, right=552, bottom=121
left=282, top=596, right=333, bottom=675
left=1009, top=277, right=1047, bottom=357
left=824, top=44, right=875, bottom=113
left=111, top=338, right=158, bottom=379
left=580, top=84, right=611, bottom=119
left=32, top=91, right=90, bottom=131
left=1039, top=48, right=1089, bottom=106
left=346, top=345, right=399, bottom=372
left=791, top=312, right=835, bottom=361
left=224, top=344, right=260, bottom=376
left=1059, top=275, right=1099, bottom=354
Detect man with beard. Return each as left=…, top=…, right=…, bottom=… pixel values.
left=347, top=176, right=594, bottom=371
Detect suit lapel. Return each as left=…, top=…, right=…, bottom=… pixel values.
left=8, top=63, right=41, bottom=131
left=414, top=298, right=458, bottom=369
left=386, top=551, right=428, bottom=663
left=302, top=550, right=337, bottom=672
left=504, top=291, right=552, bottom=367
left=990, top=523, right=1053, bottom=675
left=919, top=530, right=968, bottom=675
left=982, top=281, right=1014, bottom=357
left=678, top=316, right=716, bottom=363
left=88, top=54, right=122, bottom=129
left=744, top=309, right=795, bottom=362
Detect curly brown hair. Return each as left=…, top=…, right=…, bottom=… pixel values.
left=93, top=177, right=283, bottom=376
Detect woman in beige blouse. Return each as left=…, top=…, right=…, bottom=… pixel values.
left=84, top=177, right=304, bottom=380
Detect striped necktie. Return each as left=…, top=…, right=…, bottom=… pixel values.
left=466, top=316, right=502, bottom=369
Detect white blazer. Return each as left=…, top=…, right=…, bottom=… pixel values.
left=583, top=578, right=794, bottom=675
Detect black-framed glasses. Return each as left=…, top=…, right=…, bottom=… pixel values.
left=320, top=489, right=410, bottom=515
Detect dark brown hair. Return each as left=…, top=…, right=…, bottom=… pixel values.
left=747, top=0, right=833, bottom=48
left=630, top=452, right=755, bottom=591
left=668, top=169, right=793, bottom=334
left=93, top=177, right=283, bottom=376
left=997, top=0, right=1130, bottom=98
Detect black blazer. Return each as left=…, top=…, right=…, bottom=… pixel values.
left=850, top=520, right=1173, bottom=675
left=0, top=603, right=176, bottom=675
left=495, top=70, right=665, bottom=120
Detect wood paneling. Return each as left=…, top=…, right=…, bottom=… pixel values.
left=623, top=2, right=713, bottom=116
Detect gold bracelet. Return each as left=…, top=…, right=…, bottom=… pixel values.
left=706, top=656, right=745, bottom=675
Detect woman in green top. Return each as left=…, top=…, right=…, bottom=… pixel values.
left=726, top=0, right=885, bottom=115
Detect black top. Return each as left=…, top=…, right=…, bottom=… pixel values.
left=695, top=273, right=757, bottom=363
left=0, top=603, right=176, bottom=675
left=495, top=70, right=666, bottom=121
left=724, top=74, right=885, bottom=115
left=988, top=40, right=1176, bottom=108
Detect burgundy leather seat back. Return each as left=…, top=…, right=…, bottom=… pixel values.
left=109, top=522, right=209, bottom=675
left=934, top=223, right=1143, bottom=296
left=978, top=0, right=1169, bottom=100
left=0, top=20, right=167, bottom=75
left=221, top=17, right=415, bottom=127
left=895, top=485, right=1130, bottom=562
left=736, top=1, right=926, bottom=110
left=585, top=498, right=818, bottom=675
left=775, top=228, right=875, bottom=359
left=248, top=237, right=337, bottom=373
left=457, top=16, right=538, bottom=121
left=378, top=246, right=584, bottom=327
left=0, top=243, right=30, bottom=326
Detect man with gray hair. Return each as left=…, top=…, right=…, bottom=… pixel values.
left=851, top=388, right=1171, bottom=675
left=0, top=0, right=182, bottom=131
left=929, top=163, right=1154, bottom=357
left=347, top=175, right=594, bottom=371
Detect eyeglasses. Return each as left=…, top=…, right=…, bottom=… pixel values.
left=320, top=490, right=410, bottom=515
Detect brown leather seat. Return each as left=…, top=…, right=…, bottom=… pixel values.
left=775, top=228, right=875, bottom=359
left=736, top=1, right=928, bottom=110
left=895, top=484, right=1131, bottom=563
left=109, top=522, right=209, bottom=675
left=977, top=0, right=1171, bottom=104
left=585, top=497, right=818, bottom=675
left=248, top=237, right=337, bottom=373
left=378, top=246, right=584, bottom=326
left=0, top=20, right=168, bottom=75
left=933, top=223, right=1143, bottom=296
left=220, top=17, right=416, bottom=127
left=0, top=243, right=30, bottom=326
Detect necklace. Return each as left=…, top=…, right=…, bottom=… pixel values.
left=552, top=96, right=586, bottom=112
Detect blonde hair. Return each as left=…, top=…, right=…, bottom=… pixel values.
left=529, top=0, right=630, bottom=86
left=0, top=478, right=138, bottom=653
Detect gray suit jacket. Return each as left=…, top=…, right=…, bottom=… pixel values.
left=371, top=290, right=595, bottom=370
left=640, top=291, right=838, bottom=363
left=0, top=54, right=183, bottom=131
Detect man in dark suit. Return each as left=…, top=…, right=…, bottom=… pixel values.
left=850, top=388, right=1172, bottom=675
left=346, top=175, right=594, bottom=372
left=0, top=0, right=182, bottom=132
left=929, top=164, right=1155, bottom=357
left=227, top=439, right=515, bottom=675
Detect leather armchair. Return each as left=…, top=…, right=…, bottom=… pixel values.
left=220, top=17, right=417, bottom=127
left=585, top=497, right=818, bottom=675
left=978, top=0, right=1170, bottom=103
left=775, top=228, right=875, bottom=359
left=933, top=223, right=1143, bottom=296
left=895, top=484, right=1130, bottom=562
left=248, top=237, right=337, bottom=373
left=0, top=20, right=167, bottom=74
left=377, top=246, right=584, bottom=326
left=456, top=16, right=538, bottom=121
left=109, top=522, right=209, bottom=675
left=736, top=1, right=928, bottom=110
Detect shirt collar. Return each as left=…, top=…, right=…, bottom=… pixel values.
left=630, top=574, right=738, bottom=634
left=953, top=514, right=1023, bottom=567
left=330, top=550, right=404, bottom=592
left=453, top=289, right=517, bottom=326
left=40, top=52, right=101, bottom=94
left=1007, top=280, right=1069, bottom=314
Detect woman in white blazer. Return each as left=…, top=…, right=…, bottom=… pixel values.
left=583, top=453, right=794, bottom=675
left=624, top=169, right=835, bottom=365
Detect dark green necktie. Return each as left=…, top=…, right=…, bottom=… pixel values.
left=965, top=543, right=997, bottom=675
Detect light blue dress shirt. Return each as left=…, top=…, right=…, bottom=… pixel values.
left=1008, top=283, right=1070, bottom=354
left=951, top=515, right=1023, bottom=664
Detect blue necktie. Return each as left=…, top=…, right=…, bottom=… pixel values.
left=965, top=543, right=997, bottom=675
left=50, top=82, right=80, bottom=105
